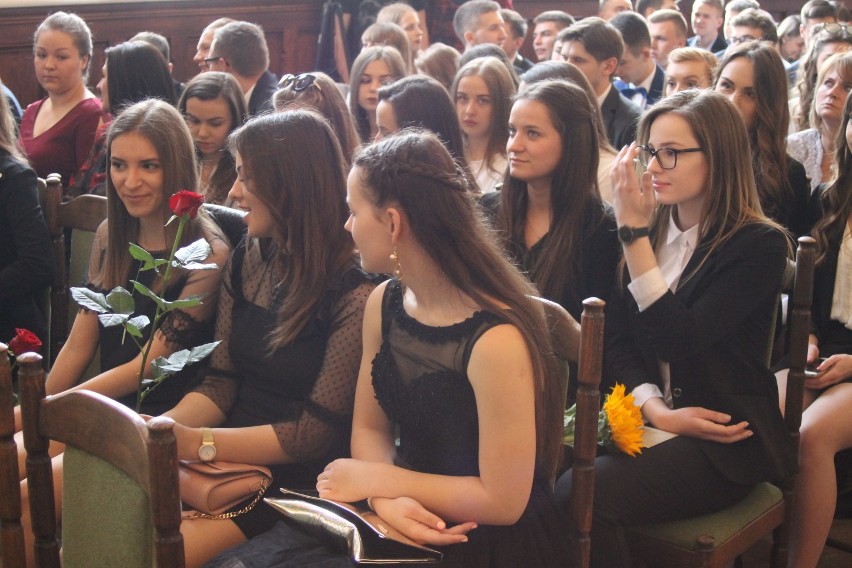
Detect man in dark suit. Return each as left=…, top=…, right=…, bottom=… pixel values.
left=611, top=11, right=666, bottom=109
left=688, top=0, right=726, bottom=53
left=500, top=9, right=534, bottom=74
left=206, top=21, right=277, bottom=117
left=559, top=17, right=641, bottom=149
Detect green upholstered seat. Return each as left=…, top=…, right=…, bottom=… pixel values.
left=628, top=482, right=782, bottom=550
left=62, top=447, right=153, bottom=568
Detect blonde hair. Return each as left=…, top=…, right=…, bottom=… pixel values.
left=667, top=46, right=718, bottom=83
left=811, top=51, right=852, bottom=133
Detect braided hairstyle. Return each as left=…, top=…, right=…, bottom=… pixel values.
left=353, top=129, right=565, bottom=481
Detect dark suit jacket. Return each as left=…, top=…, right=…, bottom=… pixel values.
left=646, top=64, right=665, bottom=107
left=601, top=86, right=641, bottom=150
left=248, top=70, right=278, bottom=117
left=604, top=223, right=796, bottom=485
left=688, top=34, right=728, bottom=53
left=0, top=152, right=53, bottom=342
left=512, top=52, right=534, bottom=74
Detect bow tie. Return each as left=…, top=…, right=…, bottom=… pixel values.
left=620, top=86, right=648, bottom=101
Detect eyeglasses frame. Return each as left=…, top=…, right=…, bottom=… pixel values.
left=636, top=145, right=703, bottom=170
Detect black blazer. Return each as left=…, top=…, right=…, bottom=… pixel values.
left=248, top=70, right=278, bottom=117
left=601, top=86, right=641, bottom=150
left=646, top=65, right=666, bottom=108
left=604, top=223, right=796, bottom=485
left=0, top=152, right=53, bottom=341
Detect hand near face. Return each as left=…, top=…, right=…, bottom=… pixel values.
left=611, top=142, right=656, bottom=228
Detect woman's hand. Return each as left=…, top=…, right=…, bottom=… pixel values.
left=611, top=142, right=656, bottom=229
left=806, top=354, right=852, bottom=390
left=807, top=335, right=820, bottom=364
left=317, top=458, right=382, bottom=502
left=643, top=399, right=752, bottom=444
left=371, top=496, right=477, bottom=546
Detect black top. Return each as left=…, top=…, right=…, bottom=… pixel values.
left=372, top=279, right=569, bottom=567
left=0, top=151, right=53, bottom=342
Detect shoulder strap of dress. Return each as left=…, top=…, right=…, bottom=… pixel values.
left=460, top=312, right=504, bottom=370
left=379, top=279, right=400, bottom=339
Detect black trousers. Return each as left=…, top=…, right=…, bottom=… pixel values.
left=555, top=436, right=754, bottom=568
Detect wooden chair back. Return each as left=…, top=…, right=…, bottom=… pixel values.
left=38, top=173, right=107, bottom=364
left=0, top=344, right=25, bottom=568
left=625, top=236, right=817, bottom=568
left=18, top=352, right=184, bottom=568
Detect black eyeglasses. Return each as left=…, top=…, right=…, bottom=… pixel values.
left=203, top=56, right=223, bottom=66
left=813, top=22, right=852, bottom=36
left=637, top=145, right=703, bottom=170
left=278, top=73, right=321, bottom=92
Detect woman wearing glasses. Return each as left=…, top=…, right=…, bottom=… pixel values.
left=179, top=72, right=247, bottom=207
left=274, top=72, right=361, bottom=167
left=555, top=90, right=795, bottom=567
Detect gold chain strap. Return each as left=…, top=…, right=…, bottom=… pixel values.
left=183, top=479, right=270, bottom=520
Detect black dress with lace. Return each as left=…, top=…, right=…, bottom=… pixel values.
left=193, top=240, right=377, bottom=538
left=371, top=279, right=570, bottom=567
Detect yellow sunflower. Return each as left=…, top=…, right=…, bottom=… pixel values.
left=603, top=384, right=645, bottom=457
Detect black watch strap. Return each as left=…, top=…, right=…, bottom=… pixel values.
left=617, top=225, right=650, bottom=244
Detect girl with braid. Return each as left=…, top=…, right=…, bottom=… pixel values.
left=206, top=129, right=570, bottom=568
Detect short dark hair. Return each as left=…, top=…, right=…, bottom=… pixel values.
left=501, top=9, right=528, bottom=40
left=801, top=0, right=838, bottom=23
left=559, top=17, right=624, bottom=64
left=453, top=0, right=501, bottom=42
left=730, top=8, right=779, bottom=43
left=610, top=11, right=651, bottom=53
left=636, top=0, right=663, bottom=15
left=725, top=0, right=760, bottom=15
left=213, top=21, right=269, bottom=77
left=532, top=10, right=575, bottom=28
left=648, top=9, right=688, bottom=38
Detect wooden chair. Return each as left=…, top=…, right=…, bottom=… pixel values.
left=17, top=352, right=185, bottom=568
left=538, top=296, right=605, bottom=568
left=625, top=236, right=817, bottom=568
left=0, top=343, right=25, bottom=568
left=38, top=173, right=107, bottom=366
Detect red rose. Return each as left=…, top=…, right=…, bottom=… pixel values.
left=9, top=328, right=42, bottom=355
left=169, top=190, right=205, bottom=219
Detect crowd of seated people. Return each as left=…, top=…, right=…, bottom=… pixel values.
left=5, top=1, right=852, bottom=567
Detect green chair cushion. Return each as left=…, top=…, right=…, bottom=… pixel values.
left=628, top=481, right=782, bottom=549
left=62, top=446, right=153, bottom=568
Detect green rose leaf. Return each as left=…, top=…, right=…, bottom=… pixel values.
left=163, top=294, right=205, bottom=311
left=70, top=287, right=110, bottom=313
left=123, top=315, right=151, bottom=338
left=106, top=287, right=135, bottom=315
left=178, top=261, right=219, bottom=271
left=128, top=243, right=170, bottom=272
left=98, top=312, right=130, bottom=328
left=131, top=281, right=167, bottom=311
left=174, top=238, right=212, bottom=266
left=150, top=340, right=220, bottom=375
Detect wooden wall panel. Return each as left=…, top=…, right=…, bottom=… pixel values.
left=0, top=0, right=821, bottom=108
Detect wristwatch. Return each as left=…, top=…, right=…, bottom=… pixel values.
left=617, top=225, right=650, bottom=244
left=198, top=427, right=217, bottom=462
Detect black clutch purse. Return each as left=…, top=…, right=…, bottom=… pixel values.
left=265, top=489, right=444, bottom=564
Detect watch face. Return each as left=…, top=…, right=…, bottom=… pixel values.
left=618, top=226, right=634, bottom=243
left=198, top=444, right=216, bottom=462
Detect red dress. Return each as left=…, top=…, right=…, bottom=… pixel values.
left=19, top=97, right=102, bottom=189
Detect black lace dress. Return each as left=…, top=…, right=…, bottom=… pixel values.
left=203, top=279, right=570, bottom=568
left=372, top=280, right=569, bottom=567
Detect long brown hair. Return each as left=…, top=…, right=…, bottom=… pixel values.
left=638, top=90, right=781, bottom=277
left=228, top=110, right=354, bottom=348
left=794, top=30, right=852, bottom=131
left=451, top=57, right=515, bottom=177
left=100, top=99, right=209, bottom=290
left=813, top=90, right=852, bottom=265
left=715, top=42, right=794, bottom=226
left=179, top=71, right=247, bottom=205
left=353, top=128, right=564, bottom=481
left=348, top=46, right=407, bottom=142
left=498, top=80, right=603, bottom=310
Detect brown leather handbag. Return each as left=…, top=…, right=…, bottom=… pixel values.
left=179, top=460, right=272, bottom=519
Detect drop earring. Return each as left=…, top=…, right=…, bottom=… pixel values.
left=389, top=246, right=402, bottom=279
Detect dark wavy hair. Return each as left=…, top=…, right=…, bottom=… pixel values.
left=228, top=110, right=354, bottom=348
left=353, top=128, right=564, bottom=481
